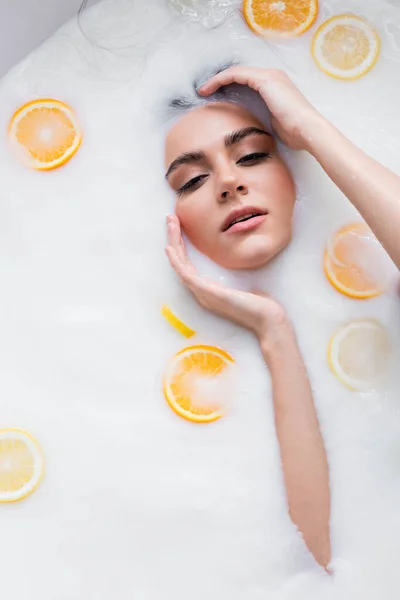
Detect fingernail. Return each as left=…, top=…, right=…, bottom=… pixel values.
left=166, top=215, right=173, bottom=224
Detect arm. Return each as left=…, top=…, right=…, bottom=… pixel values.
left=166, top=216, right=331, bottom=568
left=261, top=320, right=331, bottom=568
left=305, top=118, right=400, bottom=269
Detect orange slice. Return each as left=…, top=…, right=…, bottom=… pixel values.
left=0, top=428, right=44, bottom=503
left=161, top=305, right=196, bottom=338
left=9, top=98, right=82, bottom=170
left=328, top=319, right=392, bottom=391
left=312, top=14, right=380, bottom=80
left=324, top=222, right=388, bottom=299
left=243, top=0, right=318, bottom=39
left=164, top=345, right=234, bottom=423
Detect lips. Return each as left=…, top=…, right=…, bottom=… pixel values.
left=221, top=206, right=268, bottom=233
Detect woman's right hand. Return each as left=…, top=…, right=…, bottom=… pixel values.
left=199, top=66, right=324, bottom=151
left=165, top=215, right=290, bottom=343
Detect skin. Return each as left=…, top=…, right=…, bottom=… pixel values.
left=165, top=102, right=295, bottom=270
left=165, top=66, right=400, bottom=570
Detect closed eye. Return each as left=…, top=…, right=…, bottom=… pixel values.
left=237, top=152, right=271, bottom=165
left=177, top=174, right=208, bottom=196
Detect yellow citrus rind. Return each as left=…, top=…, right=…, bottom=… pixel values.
left=0, top=428, right=44, bottom=503
left=161, top=305, right=196, bottom=338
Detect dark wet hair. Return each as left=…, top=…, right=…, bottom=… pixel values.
left=168, top=61, right=238, bottom=112
left=166, top=61, right=271, bottom=131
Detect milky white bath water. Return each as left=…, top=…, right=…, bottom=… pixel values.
left=0, top=0, right=400, bottom=598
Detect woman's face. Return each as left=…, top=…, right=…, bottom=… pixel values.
left=165, top=102, right=295, bottom=270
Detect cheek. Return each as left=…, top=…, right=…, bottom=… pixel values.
left=175, top=194, right=212, bottom=244
left=265, top=164, right=296, bottom=217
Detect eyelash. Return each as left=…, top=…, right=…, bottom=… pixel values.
left=237, top=152, right=271, bottom=165
left=177, top=152, right=271, bottom=196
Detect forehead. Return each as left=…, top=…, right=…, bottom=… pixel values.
left=165, top=102, right=263, bottom=164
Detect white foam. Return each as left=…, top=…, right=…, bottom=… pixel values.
left=0, top=0, right=400, bottom=598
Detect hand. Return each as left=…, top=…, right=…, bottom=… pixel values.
left=199, top=66, right=324, bottom=151
left=165, top=215, right=288, bottom=340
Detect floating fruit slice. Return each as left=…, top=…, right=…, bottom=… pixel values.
left=164, top=345, right=234, bottom=423
left=161, top=305, right=196, bottom=338
left=243, top=0, right=318, bottom=38
left=0, top=428, right=44, bottom=503
left=328, top=320, right=392, bottom=391
left=9, top=98, right=82, bottom=170
left=312, top=14, right=380, bottom=80
left=324, top=222, right=389, bottom=299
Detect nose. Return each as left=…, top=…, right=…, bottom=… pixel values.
left=217, top=163, right=248, bottom=203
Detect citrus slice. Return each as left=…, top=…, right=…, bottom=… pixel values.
left=0, top=428, right=44, bottom=503
left=161, top=305, right=196, bottom=338
left=312, top=14, right=380, bottom=80
left=243, top=0, right=318, bottom=39
left=164, top=344, right=234, bottom=423
left=9, top=99, right=82, bottom=170
left=324, top=222, right=389, bottom=299
left=328, top=320, right=392, bottom=391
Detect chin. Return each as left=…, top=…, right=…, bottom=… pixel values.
left=222, top=234, right=292, bottom=271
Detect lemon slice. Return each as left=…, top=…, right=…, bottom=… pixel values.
left=164, top=345, right=234, bottom=423
left=9, top=98, right=82, bottom=170
left=328, top=320, right=392, bottom=391
left=312, top=14, right=380, bottom=80
left=243, top=0, right=318, bottom=39
left=0, top=428, right=44, bottom=502
left=161, top=305, right=196, bottom=338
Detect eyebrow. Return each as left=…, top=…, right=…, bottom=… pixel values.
left=165, top=151, right=205, bottom=179
left=165, top=127, right=271, bottom=179
left=224, top=127, right=271, bottom=148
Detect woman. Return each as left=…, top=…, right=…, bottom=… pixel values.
left=164, top=66, right=400, bottom=570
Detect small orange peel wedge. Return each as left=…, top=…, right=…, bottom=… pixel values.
left=324, top=223, right=387, bottom=299
left=243, top=0, right=318, bottom=39
left=312, top=14, right=380, bottom=80
left=328, top=319, right=392, bottom=392
left=163, top=344, right=234, bottom=423
left=161, top=305, right=196, bottom=338
left=8, top=98, right=82, bottom=170
left=0, top=428, right=44, bottom=503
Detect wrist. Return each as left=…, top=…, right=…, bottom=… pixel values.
left=299, top=112, right=332, bottom=154
left=258, top=318, right=297, bottom=365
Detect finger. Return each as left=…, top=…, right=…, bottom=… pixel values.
left=165, top=245, right=189, bottom=280
left=167, top=216, right=181, bottom=247
left=198, top=66, right=263, bottom=96
left=166, top=245, right=199, bottom=288
left=166, top=246, right=212, bottom=296
left=166, top=215, right=187, bottom=263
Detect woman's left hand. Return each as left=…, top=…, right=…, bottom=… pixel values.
left=166, top=215, right=288, bottom=340
left=198, top=66, right=322, bottom=151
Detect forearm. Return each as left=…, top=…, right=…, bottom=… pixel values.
left=306, top=118, right=400, bottom=269
left=260, top=322, right=331, bottom=568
